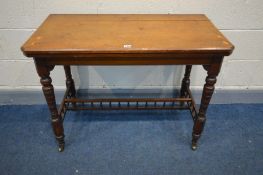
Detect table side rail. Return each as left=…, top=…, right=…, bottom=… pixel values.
left=33, top=54, right=223, bottom=65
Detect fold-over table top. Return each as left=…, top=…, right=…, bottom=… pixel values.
left=21, top=14, right=234, bottom=57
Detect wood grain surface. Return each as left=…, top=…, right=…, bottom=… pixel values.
left=21, top=14, right=234, bottom=57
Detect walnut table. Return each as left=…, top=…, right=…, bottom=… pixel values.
left=21, top=14, right=234, bottom=152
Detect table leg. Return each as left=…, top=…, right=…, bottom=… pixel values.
left=180, top=65, right=192, bottom=105
left=35, top=62, right=65, bottom=152
left=64, top=65, right=76, bottom=98
left=191, top=62, right=222, bottom=150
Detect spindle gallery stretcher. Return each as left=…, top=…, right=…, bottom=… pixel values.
left=59, top=87, right=196, bottom=119
left=21, top=14, right=234, bottom=152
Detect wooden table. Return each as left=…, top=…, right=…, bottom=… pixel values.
left=21, top=14, right=234, bottom=152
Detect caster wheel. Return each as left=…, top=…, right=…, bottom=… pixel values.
left=58, top=145, right=65, bottom=152
left=191, top=144, right=197, bottom=151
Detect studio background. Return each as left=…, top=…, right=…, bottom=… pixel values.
left=0, top=0, right=263, bottom=102
left=1, top=1, right=263, bottom=175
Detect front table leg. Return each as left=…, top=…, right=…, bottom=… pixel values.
left=35, top=62, right=65, bottom=152
left=192, top=62, right=222, bottom=150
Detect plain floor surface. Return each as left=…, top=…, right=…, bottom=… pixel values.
left=0, top=104, right=263, bottom=175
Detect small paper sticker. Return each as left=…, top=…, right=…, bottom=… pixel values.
left=123, top=44, right=132, bottom=48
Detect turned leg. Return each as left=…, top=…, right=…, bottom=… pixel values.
left=180, top=65, right=192, bottom=105
left=64, top=65, right=76, bottom=98
left=35, top=62, right=65, bottom=152
left=191, top=62, right=222, bottom=150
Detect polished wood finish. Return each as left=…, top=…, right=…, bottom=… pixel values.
left=63, top=97, right=191, bottom=111
left=21, top=14, right=233, bottom=57
left=64, top=66, right=76, bottom=98
left=21, top=14, right=234, bottom=151
left=192, top=60, right=222, bottom=150
left=34, top=62, right=65, bottom=151
left=180, top=65, right=192, bottom=105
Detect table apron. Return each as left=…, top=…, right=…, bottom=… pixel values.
left=34, top=55, right=223, bottom=65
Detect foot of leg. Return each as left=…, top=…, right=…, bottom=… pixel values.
left=191, top=133, right=200, bottom=151
left=58, top=144, right=65, bottom=152
left=57, top=135, right=65, bottom=152
left=191, top=143, right=197, bottom=150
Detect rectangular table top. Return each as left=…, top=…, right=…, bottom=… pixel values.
left=21, top=14, right=234, bottom=57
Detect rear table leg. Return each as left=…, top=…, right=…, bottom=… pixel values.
left=64, top=66, right=76, bottom=108
left=180, top=65, right=192, bottom=105
left=64, top=65, right=76, bottom=98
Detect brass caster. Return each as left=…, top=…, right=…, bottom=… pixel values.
left=191, top=143, right=197, bottom=151
left=58, top=145, right=64, bottom=152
